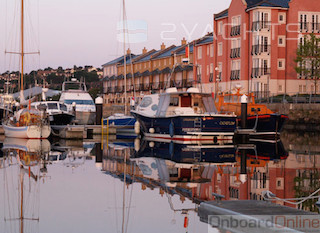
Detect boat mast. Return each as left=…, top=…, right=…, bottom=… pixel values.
left=21, top=0, right=24, bottom=92
left=123, top=0, right=127, bottom=115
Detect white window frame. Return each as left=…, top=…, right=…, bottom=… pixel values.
left=278, top=36, right=286, bottom=47
left=218, top=22, right=223, bottom=35
left=218, top=43, right=223, bottom=56
left=278, top=59, right=285, bottom=70
left=198, top=47, right=202, bottom=59
left=278, top=13, right=286, bottom=24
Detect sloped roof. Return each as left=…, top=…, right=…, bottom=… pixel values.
left=246, top=0, right=289, bottom=9
left=214, top=9, right=228, bottom=20
left=102, top=54, right=135, bottom=67
left=195, top=33, right=213, bottom=46
left=175, top=44, right=194, bottom=55
left=135, top=50, right=158, bottom=63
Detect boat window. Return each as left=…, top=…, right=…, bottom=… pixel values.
left=169, top=97, right=179, bottom=106
left=59, top=104, right=68, bottom=111
left=151, top=104, right=158, bottom=111
left=64, top=83, right=81, bottom=90
left=140, top=97, right=153, bottom=108
left=64, top=100, right=95, bottom=105
left=48, top=103, right=58, bottom=109
left=38, top=104, right=47, bottom=109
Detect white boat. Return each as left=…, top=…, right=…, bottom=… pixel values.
left=31, top=101, right=75, bottom=125
left=59, top=78, right=96, bottom=125
left=3, top=108, right=51, bottom=139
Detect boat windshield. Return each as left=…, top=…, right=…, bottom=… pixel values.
left=64, top=82, right=86, bottom=91
left=64, top=99, right=95, bottom=105
left=48, top=103, right=58, bottom=110
left=59, top=103, right=68, bottom=111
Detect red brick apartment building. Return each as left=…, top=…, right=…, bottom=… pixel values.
left=212, top=0, right=320, bottom=97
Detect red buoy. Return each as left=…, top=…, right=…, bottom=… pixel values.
left=184, top=216, right=188, bottom=228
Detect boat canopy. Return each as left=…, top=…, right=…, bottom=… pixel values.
left=134, top=91, right=218, bottom=117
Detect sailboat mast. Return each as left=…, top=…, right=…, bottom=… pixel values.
left=21, top=0, right=24, bottom=91
left=123, top=0, right=127, bottom=115
left=20, top=171, right=24, bottom=233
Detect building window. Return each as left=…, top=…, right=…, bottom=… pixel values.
left=278, top=59, right=285, bottom=70
left=198, top=47, right=202, bottom=59
left=218, top=62, right=222, bottom=81
left=278, top=36, right=285, bottom=47
left=210, top=44, right=214, bottom=57
left=218, top=43, right=223, bottom=56
left=278, top=13, right=286, bottom=24
left=278, top=85, right=283, bottom=92
left=218, top=22, right=223, bottom=35
left=207, top=46, right=210, bottom=56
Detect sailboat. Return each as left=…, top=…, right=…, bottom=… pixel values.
left=2, top=0, right=51, bottom=139
left=103, top=0, right=136, bottom=139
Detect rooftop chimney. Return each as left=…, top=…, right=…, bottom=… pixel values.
left=142, top=47, right=147, bottom=54
left=127, top=48, right=131, bottom=55
left=181, top=37, right=187, bottom=45
left=161, top=42, right=166, bottom=50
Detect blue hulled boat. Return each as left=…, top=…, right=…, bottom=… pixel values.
left=104, top=113, right=137, bottom=139
left=131, top=87, right=237, bottom=144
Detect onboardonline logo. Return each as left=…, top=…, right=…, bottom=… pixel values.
left=208, top=215, right=320, bottom=233
left=117, top=20, right=148, bottom=44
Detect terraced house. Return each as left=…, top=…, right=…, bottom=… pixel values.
left=213, top=0, right=320, bottom=97
left=102, top=38, right=195, bottom=107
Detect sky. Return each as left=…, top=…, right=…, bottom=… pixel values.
left=0, top=0, right=231, bottom=73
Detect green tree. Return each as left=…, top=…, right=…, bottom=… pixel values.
left=295, top=33, right=320, bottom=95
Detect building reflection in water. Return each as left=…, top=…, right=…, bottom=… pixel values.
left=101, top=136, right=320, bottom=219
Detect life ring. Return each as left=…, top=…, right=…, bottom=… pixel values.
left=25, top=155, right=30, bottom=166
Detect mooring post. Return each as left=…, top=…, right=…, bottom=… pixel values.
left=95, top=97, right=103, bottom=125
left=240, top=94, right=248, bottom=129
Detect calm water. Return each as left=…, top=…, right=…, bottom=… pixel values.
left=0, top=132, right=319, bottom=233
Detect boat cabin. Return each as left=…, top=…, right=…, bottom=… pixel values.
left=135, top=87, right=217, bottom=117
left=215, top=89, right=274, bottom=116
left=32, top=101, right=69, bottom=113
left=62, top=78, right=87, bottom=92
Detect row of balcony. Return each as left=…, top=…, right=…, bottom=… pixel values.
left=252, top=21, right=271, bottom=31
left=230, top=48, right=241, bottom=58
left=251, top=67, right=271, bottom=78
left=104, top=81, right=195, bottom=94
left=230, top=25, right=241, bottom=36
left=251, top=44, right=271, bottom=55
left=230, top=70, right=240, bottom=80
left=299, top=22, right=320, bottom=33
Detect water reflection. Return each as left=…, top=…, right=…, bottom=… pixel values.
left=101, top=136, right=320, bottom=231
left=0, top=132, right=319, bottom=233
left=2, top=139, right=50, bottom=233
